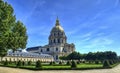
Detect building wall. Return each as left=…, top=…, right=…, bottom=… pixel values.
left=0, top=56, right=54, bottom=62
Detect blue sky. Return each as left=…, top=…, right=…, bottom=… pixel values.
left=5, top=0, right=120, bottom=55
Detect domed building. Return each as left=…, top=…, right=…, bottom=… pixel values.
left=27, top=18, right=75, bottom=61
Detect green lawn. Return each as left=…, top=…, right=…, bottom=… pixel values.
left=43, top=65, right=70, bottom=69
left=77, top=63, right=103, bottom=68
left=0, top=62, right=119, bottom=70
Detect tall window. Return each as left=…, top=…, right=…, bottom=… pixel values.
left=41, top=49, right=42, bottom=52
left=54, top=39, right=56, bottom=43
left=47, top=48, right=49, bottom=51
left=56, top=48, right=58, bottom=51
left=56, top=55, right=58, bottom=60
left=58, top=39, right=60, bottom=43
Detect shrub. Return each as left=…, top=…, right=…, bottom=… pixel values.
left=16, top=60, right=22, bottom=67
left=71, top=61, right=77, bottom=68
left=82, top=61, right=86, bottom=63
left=109, top=60, right=113, bottom=65
left=103, top=60, right=110, bottom=68
left=53, top=61, right=55, bottom=64
left=36, top=60, right=42, bottom=69
left=95, top=60, right=99, bottom=64
left=59, top=61, right=62, bottom=65
left=49, top=61, right=53, bottom=65
left=9, top=58, right=12, bottom=64
left=4, top=60, right=8, bottom=66
left=77, top=61, right=80, bottom=64
left=66, top=61, right=71, bottom=65
left=22, top=61, right=25, bottom=66
left=28, top=61, right=32, bottom=65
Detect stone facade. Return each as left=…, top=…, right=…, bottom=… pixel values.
left=0, top=50, right=53, bottom=62
left=27, top=18, right=75, bottom=61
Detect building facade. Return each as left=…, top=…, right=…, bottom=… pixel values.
left=27, top=18, right=75, bottom=61
left=1, top=50, right=53, bottom=62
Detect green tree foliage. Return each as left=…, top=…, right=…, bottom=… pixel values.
left=36, top=60, right=42, bottom=69
left=0, top=0, right=15, bottom=59
left=60, top=52, right=83, bottom=60
left=85, top=51, right=118, bottom=61
left=0, top=0, right=28, bottom=59
left=71, top=60, right=77, bottom=68
left=60, top=51, right=118, bottom=63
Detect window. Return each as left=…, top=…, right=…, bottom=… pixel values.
left=56, top=48, right=58, bottom=51
left=47, top=48, right=49, bottom=51
left=54, top=39, right=56, bottom=43
left=56, top=55, right=58, bottom=60
left=58, top=39, right=60, bottom=43
left=41, top=49, right=42, bottom=52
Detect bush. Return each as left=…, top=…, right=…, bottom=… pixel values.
left=9, top=58, right=12, bottom=64
left=4, top=60, right=8, bottom=66
left=71, top=61, right=77, bottom=68
left=77, top=61, right=80, bottom=64
left=28, top=61, right=32, bottom=65
left=109, top=60, right=113, bottom=65
left=36, top=60, right=42, bottom=69
left=59, top=61, right=62, bottom=65
left=53, top=61, right=55, bottom=64
left=22, top=61, right=25, bottom=66
left=103, top=60, right=110, bottom=68
left=16, top=60, right=22, bottom=67
left=49, top=61, right=53, bottom=65
left=95, top=60, right=99, bottom=64
left=66, top=61, right=71, bottom=65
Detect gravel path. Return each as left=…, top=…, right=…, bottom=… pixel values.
left=0, top=64, right=120, bottom=73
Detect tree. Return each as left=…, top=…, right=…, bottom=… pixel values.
left=8, top=21, right=28, bottom=52
left=0, top=0, right=28, bottom=60
left=0, top=0, right=16, bottom=60
left=67, top=51, right=81, bottom=60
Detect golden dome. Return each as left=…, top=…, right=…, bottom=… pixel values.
left=51, top=18, right=64, bottom=32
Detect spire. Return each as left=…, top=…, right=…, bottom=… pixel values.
left=56, top=16, right=60, bottom=26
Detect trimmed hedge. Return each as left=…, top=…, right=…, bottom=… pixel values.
left=16, top=60, right=22, bottom=67
left=71, top=61, right=77, bottom=68
left=35, top=60, right=42, bottom=69
left=103, top=60, right=110, bottom=68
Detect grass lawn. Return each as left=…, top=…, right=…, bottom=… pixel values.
left=77, top=63, right=103, bottom=68
left=43, top=65, right=70, bottom=69
left=0, top=62, right=119, bottom=70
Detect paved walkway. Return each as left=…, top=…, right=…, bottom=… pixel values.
left=0, top=64, right=120, bottom=73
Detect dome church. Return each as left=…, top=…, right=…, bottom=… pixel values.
left=27, top=18, right=75, bottom=61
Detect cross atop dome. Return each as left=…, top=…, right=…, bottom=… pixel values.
left=55, top=16, right=60, bottom=26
